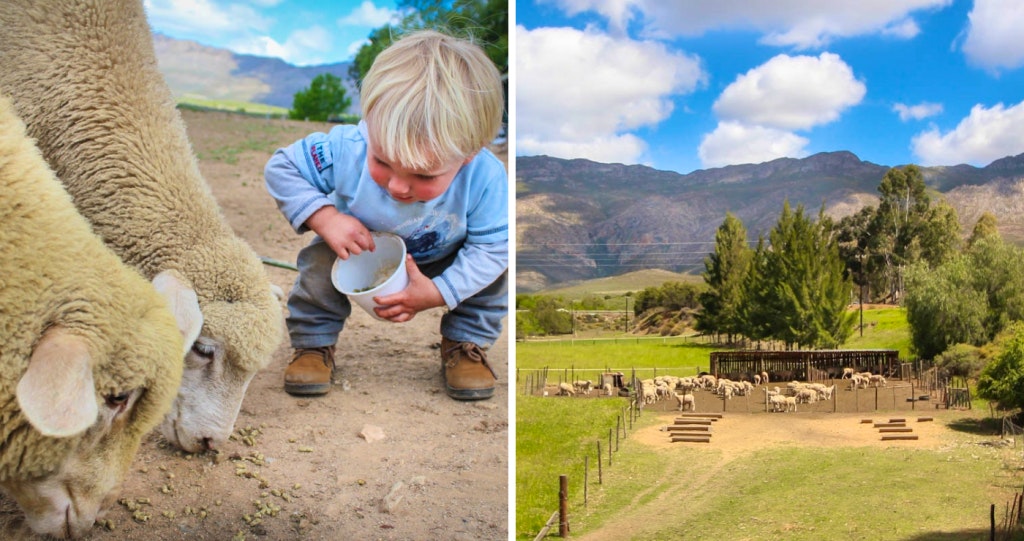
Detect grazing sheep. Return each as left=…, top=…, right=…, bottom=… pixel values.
left=784, top=396, right=798, bottom=412
left=603, top=383, right=614, bottom=396
left=842, top=367, right=855, bottom=379
left=558, top=382, right=576, bottom=396
left=753, top=374, right=762, bottom=386
left=0, top=0, right=285, bottom=453
left=768, top=394, right=788, bottom=413
left=0, top=95, right=202, bottom=538
left=675, top=393, right=696, bottom=412
left=760, top=371, right=770, bottom=384
left=869, top=374, right=887, bottom=387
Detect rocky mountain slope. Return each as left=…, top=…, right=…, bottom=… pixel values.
left=153, top=34, right=358, bottom=111
left=517, top=152, right=1024, bottom=291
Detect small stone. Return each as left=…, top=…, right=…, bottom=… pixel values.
left=359, top=424, right=386, bottom=443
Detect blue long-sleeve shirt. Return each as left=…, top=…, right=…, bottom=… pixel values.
left=264, top=121, right=509, bottom=309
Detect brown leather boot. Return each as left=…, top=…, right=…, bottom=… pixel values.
left=284, top=346, right=335, bottom=396
left=441, top=337, right=496, bottom=400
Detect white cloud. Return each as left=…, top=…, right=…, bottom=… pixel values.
left=338, top=1, right=397, bottom=27
left=516, top=25, right=706, bottom=164
left=144, top=0, right=269, bottom=36
left=231, top=25, right=334, bottom=66
left=961, top=0, right=1024, bottom=72
left=544, top=0, right=950, bottom=49
left=698, top=121, right=809, bottom=168
left=517, top=133, right=650, bottom=165
left=539, top=0, right=639, bottom=35
left=912, top=101, right=1024, bottom=165
left=893, top=102, right=943, bottom=121
left=713, top=53, right=865, bottom=130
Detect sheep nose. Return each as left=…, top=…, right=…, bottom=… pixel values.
left=200, top=437, right=215, bottom=451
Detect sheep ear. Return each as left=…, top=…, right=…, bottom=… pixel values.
left=17, top=327, right=98, bottom=438
left=152, top=269, right=204, bottom=355
left=270, top=284, right=285, bottom=302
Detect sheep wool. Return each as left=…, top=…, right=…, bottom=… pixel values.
left=0, top=0, right=285, bottom=453
left=0, top=95, right=194, bottom=538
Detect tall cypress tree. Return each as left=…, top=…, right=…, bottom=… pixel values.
left=697, top=213, right=752, bottom=342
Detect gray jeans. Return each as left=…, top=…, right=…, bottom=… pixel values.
left=286, top=237, right=507, bottom=349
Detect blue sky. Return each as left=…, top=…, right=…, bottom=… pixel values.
left=143, top=0, right=400, bottom=66
left=516, top=0, right=1024, bottom=174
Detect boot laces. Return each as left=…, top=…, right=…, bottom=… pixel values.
left=445, top=342, right=497, bottom=379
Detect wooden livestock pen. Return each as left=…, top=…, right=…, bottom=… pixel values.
left=710, top=349, right=900, bottom=382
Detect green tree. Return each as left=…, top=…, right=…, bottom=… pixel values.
left=904, top=257, right=988, bottom=359
left=977, top=322, right=1024, bottom=410
left=349, top=0, right=508, bottom=87
left=696, top=213, right=752, bottom=342
left=738, top=236, right=773, bottom=345
left=289, top=73, right=351, bottom=122
left=761, top=202, right=855, bottom=348
left=967, top=212, right=1001, bottom=247
left=867, top=165, right=960, bottom=301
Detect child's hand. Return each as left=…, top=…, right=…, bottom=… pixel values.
left=305, top=206, right=375, bottom=259
left=373, top=255, right=445, bottom=322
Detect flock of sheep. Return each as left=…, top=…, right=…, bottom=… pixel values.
left=553, top=369, right=891, bottom=416
left=0, top=1, right=285, bottom=537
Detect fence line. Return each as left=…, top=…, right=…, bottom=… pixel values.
left=534, top=397, right=641, bottom=540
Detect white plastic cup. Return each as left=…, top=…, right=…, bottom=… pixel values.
left=330, top=232, right=409, bottom=321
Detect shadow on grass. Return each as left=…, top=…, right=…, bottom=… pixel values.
left=946, top=415, right=1002, bottom=437
left=902, top=529, right=1018, bottom=541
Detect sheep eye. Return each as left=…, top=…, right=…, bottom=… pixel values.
left=104, top=392, right=131, bottom=408
left=191, top=341, right=216, bottom=359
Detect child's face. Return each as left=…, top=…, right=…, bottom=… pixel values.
left=367, top=142, right=471, bottom=204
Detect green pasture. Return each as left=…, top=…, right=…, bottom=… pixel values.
left=516, top=395, right=659, bottom=538
left=843, top=305, right=913, bottom=358
left=516, top=397, right=1024, bottom=540
left=177, top=96, right=289, bottom=116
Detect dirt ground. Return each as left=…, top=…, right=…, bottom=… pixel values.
left=1, top=110, right=509, bottom=540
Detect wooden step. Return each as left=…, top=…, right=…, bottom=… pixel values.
left=671, top=435, right=711, bottom=443
left=881, top=435, right=919, bottom=441
left=879, top=427, right=914, bottom=433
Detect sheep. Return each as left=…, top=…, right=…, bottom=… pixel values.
left=760, top=371, right=770, bottom=384
left=0, top=0, right=285, bottom=453
left=603, top=383, right=614, bottom=396
left=0, top=95, right=203, bottom=538
left=558, top=382, right=576, bottom=396
left=784, top=396, right=798, bottom=412
left=869, top=374, right=887, bottom=387
left=768, top=394, right=788, bottom=413
left=675, top=393, right=696, bottom=412
left=841, top=367, right=856, bottom=379
left=573, top=380, right=593, bottom=395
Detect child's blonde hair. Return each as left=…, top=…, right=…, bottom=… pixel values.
left=360, top=30, right=504, bottom=171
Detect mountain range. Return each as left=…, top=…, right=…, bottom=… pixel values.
left=516, top=152, right=1024, bottom=292
left=152, top=33, right=359, bottom=111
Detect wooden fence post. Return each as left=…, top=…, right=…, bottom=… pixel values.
left=608, top=428, right=613, bottom=466
left=559, top=475, right=569, bottom=538
left=615, top=416, right=621, bottom=452
left=597, top=441, right=602, bottom=484
left=584, top=456, right=588, bottom=506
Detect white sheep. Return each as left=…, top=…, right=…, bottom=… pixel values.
left=761, top=371, right=770, bottom=384
left=784, top=396, right=798, bottom=412
left=869, top=374, right=887, bottom=387
left=603, top=383, right=614, bottom=396
left=558, top=382, right=576, bottom=396
left=768, top=393, right=788, bottom=412
left=0, top=0, right=286, bottom=453
left=0, top=95, right=203, bottom=538
left=675, top=393, right=696, bottom=412
left=573, top=380, right=593, bottom=395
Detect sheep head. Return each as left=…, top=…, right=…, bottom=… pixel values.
left=3, top=270, right=199, bottom=539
